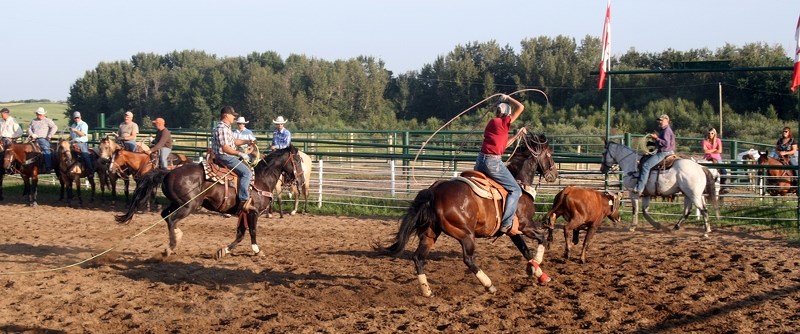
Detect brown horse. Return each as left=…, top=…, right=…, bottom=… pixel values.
left=116, top=146, right=305, bottom=259
left=376, top=132, right=559, bottom=297
left=270, top=150, right=312, bottom=217
left=757, top=151, right=797, bottom=196
left=55, top=138, right=98, bottom=206
left=98, top=137, right=132, bottom=203
left=3, top=142, right=45, bottom=206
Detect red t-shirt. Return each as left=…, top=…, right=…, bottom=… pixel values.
left=480, top=116, right=511, bottom=155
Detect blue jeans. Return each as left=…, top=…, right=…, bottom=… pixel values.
left=75, top=142, right=93, bottom=174
left=158, top=147, right=171, bottom=170
left=35, top=138, right=52, bottom=171
left=474, top=153, right=521, bottom=228
left=635, top=150, right=673, bottom=193
left=123, top=140, right=137, bottom=152
left=216, top=154, right=252, bottom=202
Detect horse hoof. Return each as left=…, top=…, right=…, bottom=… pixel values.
left=29, top=202, right=38, bottom=207
left=255, top=251, right=266, bottom=257
left=538, top=273, right=551, bottom=285
left=702, top=233, right=710, bottom=239
left=162, top=248, right=173, bottom=257
left=628, top=227, right=636, bottom=232
left=215, top=247, right=230, bottom=260
left=267, top=213, right=273, bottom=218
left=486, top=285, right=497, bottom=294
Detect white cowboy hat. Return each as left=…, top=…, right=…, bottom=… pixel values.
left=35, top=107, right=46, bottom=115
left=235, top=116, right=249, bottom=124
left=272, top=116, right=287, bottom=124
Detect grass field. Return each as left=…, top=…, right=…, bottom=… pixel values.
left=0, top=102, right=69, bottom=129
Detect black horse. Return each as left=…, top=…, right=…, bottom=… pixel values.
left=116, top=146, right=305, bottom=258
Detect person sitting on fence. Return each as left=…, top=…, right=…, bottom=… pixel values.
left=702, top=127, right=728, bottom=193
left=770, top=126, right=798, bottom=166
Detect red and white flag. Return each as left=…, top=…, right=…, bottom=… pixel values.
left=791, top=14, right=800, bottom=92
left=598, top=0, right=611, bottom=90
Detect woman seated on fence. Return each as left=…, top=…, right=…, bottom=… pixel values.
left=771, top=127, right=798, bottom=166
left=702, top=127, right=728, bottom=193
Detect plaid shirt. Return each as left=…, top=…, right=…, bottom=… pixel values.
left=212, top=121, right=235, bottom=155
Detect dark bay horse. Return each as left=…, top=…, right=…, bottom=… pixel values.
left=757, top=151, right=797, bottom=196
left=3, top=142, right=44, bottom=206
left=55, top=138, right=98, bottom=206
left=376, top=133, right=558, bottom=297
left=116, top=146, right=305, bottom=258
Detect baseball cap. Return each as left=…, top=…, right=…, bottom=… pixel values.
left=657, top=114, right=669, bottom=121
left=35, top=107, right=46, bottom=115
left=152, top=117, right=165, bottom=125
left=0, top=108, right=9, bottom=113
left=124, top=111, right=133, bottom=117
left=220, top=106, right=239, bottom=117
left=72, top=111, right=81, bottom=118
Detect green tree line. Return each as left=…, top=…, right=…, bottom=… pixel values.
left=66, top=35, right=798, bottom=143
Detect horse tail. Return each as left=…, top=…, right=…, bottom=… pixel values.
left=374, top=188, right=436, bottom=256
left=702, top=167, right=719, bottom=215
left=115, top=169, right=169, bottom=224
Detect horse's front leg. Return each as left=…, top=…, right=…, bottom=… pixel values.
left=216, top=211, right=250, bottom=259
left=29, top=175, right=38, bottom=207
left=246, top=212, right=263, bottom=256
left=640, top=197, right=664, bottom=230
left=629, top=191, right=640, bottom=231
left=509, top=234, right=550, bottom=285
left=74, top=177, right=83, bottom=207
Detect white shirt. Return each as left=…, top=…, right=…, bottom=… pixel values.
left=0, top=116, right=23, bottom=138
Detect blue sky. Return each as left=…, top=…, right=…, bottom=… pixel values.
left=1, top=0, right=797, bottom=101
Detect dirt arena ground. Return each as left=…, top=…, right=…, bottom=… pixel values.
left=1, top=197, right=799, bottom=333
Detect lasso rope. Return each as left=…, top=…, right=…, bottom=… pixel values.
left=411, top=88, right=549, bottom=185
left=0, top=158, right=246, bottom=275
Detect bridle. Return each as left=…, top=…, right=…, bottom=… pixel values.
left=521, top=133, right=556, bottom=181
left=601, top=142, right=636, bottom=173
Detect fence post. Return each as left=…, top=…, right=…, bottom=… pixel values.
left=389, top=160, right=396, bottom=197
left=317, top=159, right=324, bottom=208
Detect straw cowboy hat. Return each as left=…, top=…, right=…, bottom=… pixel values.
left=35, top=107, right=46, bottom=115
left=236, top=116, right=249, bottom=124
left=272, top=116, right=287, bottom=124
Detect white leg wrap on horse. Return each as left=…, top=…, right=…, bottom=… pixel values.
left=535, top=244, right=545, bottom=264
left=417, top=274, right=432, bottom=297
left=174, top=228, right=183, bottom=243
left=529, top=259, right=543, bottom=278
left=251, top=244, right=260, bottom=254
left=475, top=270, right=493, bottom=288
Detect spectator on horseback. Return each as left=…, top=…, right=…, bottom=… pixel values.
left=770, top=126, right=798, bottom=166
left=233, top=116, right=256, bottom=155
left=68, top=111, right=93, bottom=175
left=634, top=114, right=676, bottom=197
left=118, top=111, right=139, bottom=152
left=474, top=94, right=525, bottom=235
left=212, top=106, right=256, bottom=213
left=702, top=127, right=728, bottom=193
left=28, top=107, right=58, bottom=173
left=270, top=116, right=291, bottom=151
left=144, top=117, right=172, bottom=170
left=0, top=107, right=23, bottom=147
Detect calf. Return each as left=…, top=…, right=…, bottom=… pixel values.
left=546, top=186, right=621, bottom=263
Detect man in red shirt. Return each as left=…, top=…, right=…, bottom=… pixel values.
left=474, top=94, right=525, bottom=235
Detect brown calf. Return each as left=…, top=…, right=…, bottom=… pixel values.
left=546, top=186, right=621, bottom=263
